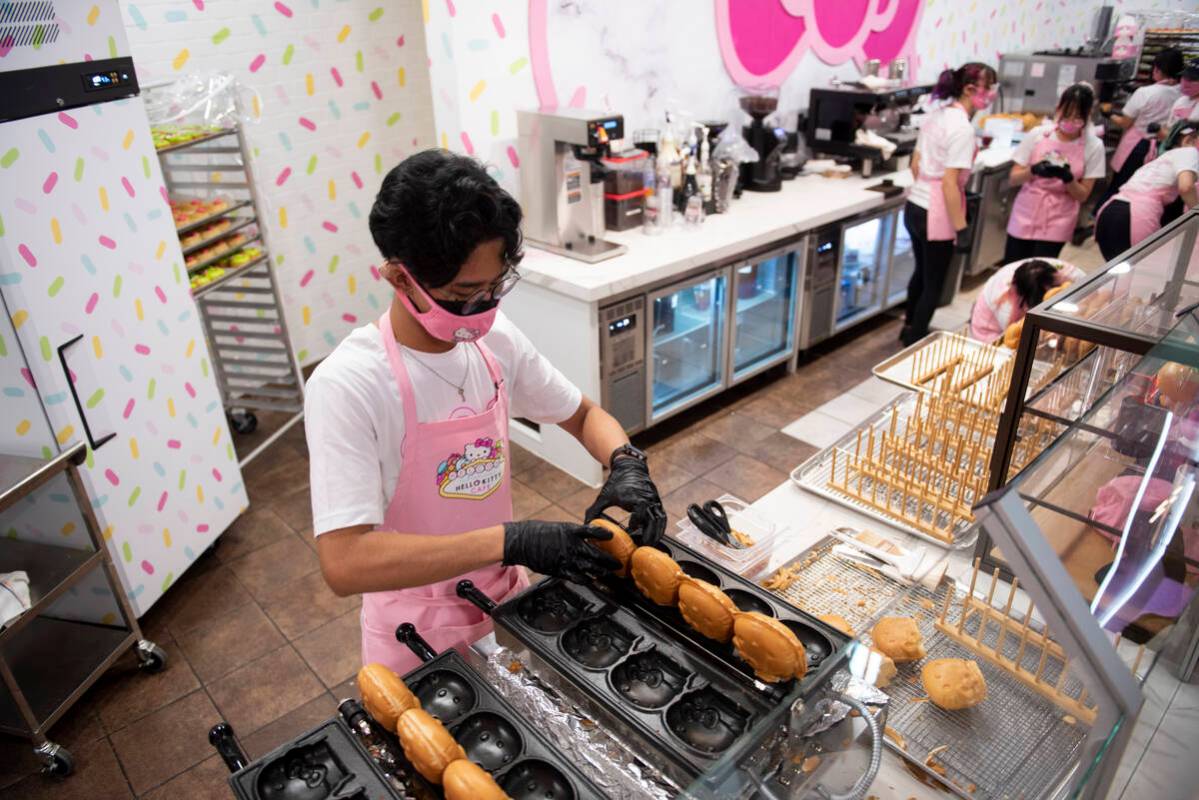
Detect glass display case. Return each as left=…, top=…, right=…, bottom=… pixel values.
left=835, top=209, right=894, bottom=332
left=648, top=268, right=730, bottom=422
left=730, top=245, right=800, bottom=382
left=991, top=211, right=1199, bottom=490
left=981, top=303, right=1199, bottom=681
left=885, top=208, right=915, bottom=308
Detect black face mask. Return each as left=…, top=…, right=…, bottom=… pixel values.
left=431, top=295, right=501, bottom=317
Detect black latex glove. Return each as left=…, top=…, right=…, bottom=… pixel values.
left=954, top=226, right=972, bottom=253
left=1050, top=164, right=1074, bottom=183
left=584, top=456, right=667, bottom=545
left=1030, top=160, right=1057, bottom=178
left=502, top=520, right=620, bottom=582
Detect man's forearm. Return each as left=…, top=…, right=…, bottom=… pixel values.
left=580, top=403, right=630, bottom=467
left=317, top=525, right=505, bottom=596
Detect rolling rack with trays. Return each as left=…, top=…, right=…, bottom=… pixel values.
left=0, top=442, right=166, bottom=777
left=152, top=122, right=305, bottom=466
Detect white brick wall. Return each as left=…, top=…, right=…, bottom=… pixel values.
left=123, top=0, right=436, bottom=365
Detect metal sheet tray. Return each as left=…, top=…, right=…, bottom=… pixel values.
left=762, top=535, right=1089, bottom=800
left=873, top=330, right=1013, bottom=397
left=790, top=392, right=981, bottom=550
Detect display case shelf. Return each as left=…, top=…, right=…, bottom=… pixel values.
left=152, top=127, right=237, bottom=154
left=0, top=442, right=85, bottom=513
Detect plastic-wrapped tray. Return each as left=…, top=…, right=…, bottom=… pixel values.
left=461, top=537, right=850, bottom=784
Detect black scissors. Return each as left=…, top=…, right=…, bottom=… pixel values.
left=686, top=500, right=743, bottom=548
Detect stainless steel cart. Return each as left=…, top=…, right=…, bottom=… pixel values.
left=0, top=442, right=166, bottom=777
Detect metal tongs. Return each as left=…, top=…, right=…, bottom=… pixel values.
left=686, top=500, right=746, bottom=549
left=829, top=527, right=947, bottom=590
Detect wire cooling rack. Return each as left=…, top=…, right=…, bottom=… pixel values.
left=760, top=537, right=1089, bottom=800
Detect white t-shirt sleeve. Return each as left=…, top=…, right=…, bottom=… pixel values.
left=1012, top=131, right=1039, bottom=166
left=1173, top=147, right=1199, bottom=178
left=1083, top=135, right=1106, bottom=179
left=487, top=314, right=582, bottom=425
left=305, top=366, right=387, bottom=535
left=1122, top=86, right=1148, bottom=119
left=943, top=119, right=976, bottom=170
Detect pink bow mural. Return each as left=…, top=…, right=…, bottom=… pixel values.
left=529, top=0, right=924, bottom=110
left=714, top=0, right=923, bottom=88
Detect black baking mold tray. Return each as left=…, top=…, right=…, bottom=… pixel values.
left=458, top=536, right=850, bottom=780
left=222, top=716, right=398, bottom=800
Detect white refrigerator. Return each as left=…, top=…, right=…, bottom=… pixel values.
left=0, top=1, right=247, bottom=616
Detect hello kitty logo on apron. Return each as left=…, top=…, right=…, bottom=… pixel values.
left=436, top=437, right=505, bottom=500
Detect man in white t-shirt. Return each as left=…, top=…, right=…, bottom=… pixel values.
left=305, top=150, right=667, bottom=673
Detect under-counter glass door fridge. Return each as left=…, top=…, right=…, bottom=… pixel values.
left=648, top=269, right=730, bottom=423
left=729, top=245, right=801, bottom=383
left=835, top=209, right=895, bottom=332
left=885, top=207, right=916, bottom=308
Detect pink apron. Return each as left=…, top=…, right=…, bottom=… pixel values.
left=921, top=102, right=976, bottom=241
left=1097, top=178, right=1180, bottom=250
left=1172, top=96, right=1199, bottom=121
left=360, top=310, right=529, bottom=675
left=1006, top=129, right=1086, bottom=243
left=1111, top=125, right=1146, bottom=174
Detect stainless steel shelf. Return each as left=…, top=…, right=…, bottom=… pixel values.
left=0, top=617, right=134, bottom=734
left=174, top=199, right=252, bottom=235
left=0, top=442, right=86, bottom=514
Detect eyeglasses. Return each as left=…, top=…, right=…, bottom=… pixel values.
left=456, top=266, right=522, bottom=314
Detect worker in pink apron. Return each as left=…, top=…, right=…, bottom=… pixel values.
left=901, top=61, right=996, bottom=347
left=1159, top=62, right=1199, bottom=229
left=1096, top=47, right=1183, bottom=208
left=305, top=151, right=667, bottom=675
left=969, top=258, right=1086, bottom=343
left=1094, top=122, right=1199, bottom=261
left=1004, top=84, right=1106, bottom=263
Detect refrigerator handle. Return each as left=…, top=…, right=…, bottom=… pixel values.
left=57, top=335, right=116, bottom=451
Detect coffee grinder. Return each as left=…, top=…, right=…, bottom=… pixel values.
left=517, top=108, right=628, bottom=263
left=739, top=90, right=784, bottom=192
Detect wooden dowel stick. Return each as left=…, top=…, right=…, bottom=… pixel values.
left=940, top=582, right=954, bottom=624
left=959, top=558, right=981, bottom=634
left=1034, top=625, right=1052, bottom=682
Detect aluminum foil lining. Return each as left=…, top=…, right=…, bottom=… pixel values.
left=474, top=646, right=680, bottom=800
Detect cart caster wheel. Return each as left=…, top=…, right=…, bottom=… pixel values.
left=136, top=639, right=168, bottom=673
left=228, top=411, right=257, bottom=435
left=36, top=742, right=74, bottom=777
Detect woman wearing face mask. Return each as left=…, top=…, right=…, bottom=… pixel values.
left=1004, top=83, right=1106, bottom=263
left=305, top=150, right=667, bottom=673
left=901, top=61, right=997, bottom=347
left=1094, top=121, right=1199, bottom=261
left=1164, top=61, right=1199, bottom=125
left=1096, top=48, right=1184, bottom=208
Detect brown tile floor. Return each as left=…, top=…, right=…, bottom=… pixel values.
left=0, top=309, right=908, bottom=798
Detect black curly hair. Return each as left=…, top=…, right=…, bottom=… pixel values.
left=369, top=150, right=523, bottom=288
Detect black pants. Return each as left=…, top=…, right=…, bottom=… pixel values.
left=1095, top=198, right=1132, bottom=262
left=902, top=202, right=954, bottom=347
left=1003, top=235, right=1065, bottom=264
left=1095, top=137, right=1153, bottom=210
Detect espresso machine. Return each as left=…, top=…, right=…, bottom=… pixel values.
left=517, top=108, right=628, bottom=263
left=806, top=84, right=931, bottom=173
left=740, top=94, right=784, bottom=192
